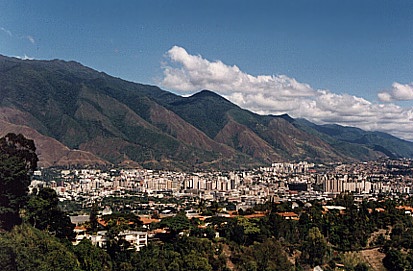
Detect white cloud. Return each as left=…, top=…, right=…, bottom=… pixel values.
left=27, top=35, right=35, bottom=44
left=0, top=28, right=37, bottom=46
left=161, top=46, right=413, bottom=141
left=13, top=54, right=34, bottom=60
left=0, top=27, right=12, bottom=36
left=162, top=46, right=315, bottom=97
left=378, top=82, right=413, bottom=102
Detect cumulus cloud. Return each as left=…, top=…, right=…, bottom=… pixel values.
left=160, top=46, right=413, bottom=141
left=378, top=82, right=413, bottom=102
left=162, top=46, right=315, bottom=97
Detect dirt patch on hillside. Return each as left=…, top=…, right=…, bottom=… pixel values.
left=221, top=243, right=235, bottom=270
left=361, top=248, right=386, bottom=271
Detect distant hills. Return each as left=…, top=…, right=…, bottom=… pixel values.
left=1, top=55, right=412, bottom=170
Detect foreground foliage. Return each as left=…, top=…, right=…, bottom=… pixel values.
left=0, top=133, right=38, bottom=230
left=0, top=224, right=80, bottom=271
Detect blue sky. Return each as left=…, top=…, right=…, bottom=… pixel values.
left=1, top=0, right=413, bottom=140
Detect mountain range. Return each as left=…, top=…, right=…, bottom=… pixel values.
left=1, top=55, right=412, bottom=170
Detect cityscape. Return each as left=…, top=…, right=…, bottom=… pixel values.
left=27, top=159, right=413, bottom=266
left=35, top=159, right=413, bottom=207
left=2, top=1, right=413, bottom=270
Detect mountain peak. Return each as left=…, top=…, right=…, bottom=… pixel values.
left=191, top=89, right=222, bottom=98
left=278, top=114, right=295, bottom=123
left=1, top=56, right=413, bottom=169
left=188, top=90, right=235, bottom=107
left=188, top=89, right=229, bottom=102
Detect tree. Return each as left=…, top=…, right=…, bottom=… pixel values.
left=73, top=238, right=113, bottom=271
left=231, top=216, right=261, bottom=245
left=0, top=133, right=38, bottom=172
left=102, top=213, right=143, bottom=231
left=301, top=227, right=329, bottom=267
left=253, top=239, right=293, bottom=271
left=131, top=243, right=182, bottom=271
left=105, top=217, right=133, bottom=261
left=0, top=224, right=80, bottom=271
left=354, top=263, right=370, bottom=271
left=232, top=239, right=293, bottom=271
left=334, top=192, right=355, bottom=210
left=383, top=249, right=410, bottom=271
left=182, top=251, right=212, bottom=271
left=25, top=187, right=75, bottom=240
left=159, top=212, right=191, bottom=237
left=0, top=133, right=38, bottom=230
left=89, top=201, right=99, bottom=233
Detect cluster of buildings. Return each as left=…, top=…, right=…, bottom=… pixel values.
left=29, top=159, right=413, bottom=252
left=73, top=228, right=148, bottom=251
left=31, top=159, right=413, bottom=208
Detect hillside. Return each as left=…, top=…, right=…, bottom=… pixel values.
left=1, top=55, right=412, bottom=169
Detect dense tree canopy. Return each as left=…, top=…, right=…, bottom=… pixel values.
left=0, top=224, right=80, bottom=271
left=158, top=211, right=191, bottom=236
left=301, top=227, right=329, bottom=267
left=0, top=133, right=38, bottom=172
left=232, top=238, right=294, bottom=271
left=73, top=239, right=113, bottom=271
left=0, top=133, right=38, bottom=230
left=25, top=187, right=75, bottom=240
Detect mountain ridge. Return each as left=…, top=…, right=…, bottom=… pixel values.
left=0, top=55, right=412, bottom=170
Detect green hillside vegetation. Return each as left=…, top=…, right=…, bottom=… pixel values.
left=154, top=90, right=241, bottom=139
left=295, top=120, right=413, bottom=159
left=1, top=55, right=413, bottom=170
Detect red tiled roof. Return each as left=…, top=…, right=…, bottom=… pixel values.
left=139, top=217, right=160, bottom=224
left=276, top=212, right=298, bottom=217
left=74, top=225, right=87, bottom=232
left=397, top=206, right=413, bottom=212
left=243, top=213, right=266, bottom=219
